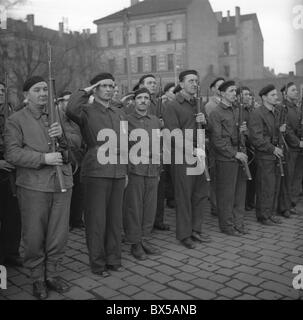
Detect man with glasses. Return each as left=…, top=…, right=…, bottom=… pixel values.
left=66, top=73, right=127, bottom=277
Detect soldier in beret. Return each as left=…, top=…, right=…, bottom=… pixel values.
left=163, top=69, right=211, bottom=249
left=208, top=81, right=249, bottom=236
left=248, top=84, right=283, bottom=226
left=4, top=76, right=73, bottom=299
left=66, top=73, right=127, bottom=277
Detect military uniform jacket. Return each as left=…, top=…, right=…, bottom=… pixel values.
left=284, top=100, right=301, bottom=151
left=208, top=101, right=239, bottom=162
left=126, top=110, right=161, bottom=177
left=248, top=104, right=280, bottom=160
left=66, top=90, right=127, bottom=178
left=4, top=106, right=73, bottom=192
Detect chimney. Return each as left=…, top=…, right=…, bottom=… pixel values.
left=235, top=6, right=240, bottom=28
left=59, top=22, right=64, bottom=37
left=215, top=11, right=223, bottom=23
left=26, top=14, right=34, bottom=31
left=227, top=10, right=230, bottom=22
left=131, top=0, right=139, bottom=6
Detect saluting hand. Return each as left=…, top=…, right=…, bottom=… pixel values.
left=44, top=152, right=63, bottom=166
left=0, top=160, right=15, bottom=172
left=83, top=81, right=103, bottom=94
left=48, top=122, right=62, bottom=138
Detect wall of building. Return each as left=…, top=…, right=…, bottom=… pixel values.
left=186, top=0, right=219, bottom=78
left=296, top=60, right=303, bottom=76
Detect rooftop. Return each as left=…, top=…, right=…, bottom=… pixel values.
left=218, top=14, right=257, bottom=36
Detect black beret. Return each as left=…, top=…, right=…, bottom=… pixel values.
left=236, top=86, right=250, bottom=96
left=281, top=82, right=295, bottom=93
left=132, top=83, right=140, bottom=91
left=23, top=76, right=46, bottom=92
left=179, top=70, right=198, bottom=82
left=218, top=80, right=236, bottom=92
left=210, top=77, right=225, bottom=89
left=259, top=84, right=276, bottom=97
left=134, top=87, right=151, bottom=99
left=138, top=74, right=156, bottom=85
left=163, top=82, right=175, bottom=93
left=90, top=73, right=115, bottom=85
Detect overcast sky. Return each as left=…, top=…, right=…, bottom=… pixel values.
left=7, top=0, right=303, bottom=74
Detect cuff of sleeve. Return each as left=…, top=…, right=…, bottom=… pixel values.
left=40, top=153, right=46, bottom=165
left=268, top=145, right=275, bottom=153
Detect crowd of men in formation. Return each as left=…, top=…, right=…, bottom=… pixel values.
left=0, top=69, right=302, bottom=300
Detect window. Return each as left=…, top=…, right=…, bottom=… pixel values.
left=108, top=58, right=115, bottom=74
left=107, top=30, right=114, bottom=47
left=167, top=54, right=174, bottom=71
left=150, top=25, right=156, bottom=42
left=224, top=65, right=230, bottom=77
left=137, top=57, right=143, bottom=73
left=151, top=55, right=157, bottom=72
left=223, top=41, right=230, bottom=56
left=136, top=26, right=143, bottom=43
left=124, top=57, right=128, bottom=74
left=167, top=23, right=173, bottom=41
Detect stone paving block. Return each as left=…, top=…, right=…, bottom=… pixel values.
left=148, top=272, right=174, bottom=284
left=284, top=255, right=303, bottom=264
left=278, top=241, right=300, bottom=250
left=124, top=274, right=150, bottom=286
left=194, top=270, right=213, bottom=279
left=257, top=255, right=286, bottom=266
left=65, top=261, right=89, bottom=272
left=60, top=270, right=83, bottom=281
left=65, top=249, right=79, bottom=257
left=113, top=294, right=132, bottom=300
left=137, top=259, right=160, bottom=268
left=280, top=248, right=303, bottom=256
left=216, top=260, right=240, bottom=269
left=73, top=254, right=89, bottom=264
left=7, top=291, right=36, bottom=300
left=155, top=264, right=181, bottom=275
left=98, top=277, right=128, bottom=290
left=141, top=281, right=167, bottom=294
left=256, top=263, right=287, bottom=274
left=158, top=257, right=184, bottom=267
left=168, top=280, right=194, bottom=292
left=258, top=271, right=293, bottom=286
left=9, top=274, right=30, bottom=286
left=216, top=268, right=238, bottom=277
left=188, top=257, right=205, bottom=266
left=178, top=264, right=200, bottom=273
left=218, top=287, right=241, bottom=299
left=132, top=291, right=161, bottom=300
left=226, top=279, right=249, bottom=291
left=46, top=292, right=66, bottom=300
left=240, top=245, right=261, bottom=253
left=234, top=265, right=262, bottom=276
left=131, top=265, right=156, bottom=276
left=234, top=273, right=265, bottom=286
left=198, top=262, right=220, bottom=272
left=237, top=294, right=258, bottom=300
left=258, top=249, right=286, bottom=259
left=1, top=284, right=22, bottom=296
left=157, top=288, right=192, bottom=300
left=257, top=290, right=283, bottom=300
left=175, top=272, right=197, bottom=282
left=119, top=285, right=141, bottom=296
left=164, top=250, right=189, bottom=261
left=236, top=257, right=259, bottom=267
left=202, top=256, right=222, bottom=264
left=260, top=281, right=299, bottom=299
left=201, top=247, right=223, bottom=256
left=208, top=274, right=230, bottom=284
left=188, top=288, right=216, bottom=300
left=191, top=278, right=224, bottom=292
left=243, top=286, right=263, bottom=296
left=92, top=286, right=119, bottom=299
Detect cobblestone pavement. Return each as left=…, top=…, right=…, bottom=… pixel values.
left=1, top=199, right=303, bottom=301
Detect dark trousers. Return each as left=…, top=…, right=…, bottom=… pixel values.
left=154, top=170, right=166, bottom=226
left=255, top=159, right=281, bottom=220
left=277, top=155, right=292, bottom=213
left=0, top=178, right=21, bottom=264
left=165, top=165, right=174, bottom=202
left=245, top=154, right=257, bottom=209
left=17, top=187, right=72, bottom=282
left=209, top=154, right=217, bottom=214
left=69, top=169, right=84, bottom=227
left=215, top=161, right=246, bottom=231
left=83, top=177, right=125, bottom=273
left=124, top=174, right=158, bottom=243
left=288, top=151, right=303, bottom=207
left=173, top=164, right=209, bottom=241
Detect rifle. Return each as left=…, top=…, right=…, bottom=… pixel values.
left=299, top=87, right=303, bottom=146
left=238, top=92, right=252, bottom=180
left=3, top=72, right=17, bottom=196
left=157, top=76, right=163, bottom=119
left=196, top=82, right=210, bottom=182
left=47, top=43, right=67, bottom=192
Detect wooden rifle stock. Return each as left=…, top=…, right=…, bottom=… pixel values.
left=3, top=73, right=17, bottom=196
left=47, top=43, right=67, bottom=193
left=197, top=84, right=210, bottom=182
left=238, top=92, right=252, bottom=180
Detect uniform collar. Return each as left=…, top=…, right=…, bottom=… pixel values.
left=132, top=109, right=151, bottom=119
left=92, top=99, right=114, bottom=113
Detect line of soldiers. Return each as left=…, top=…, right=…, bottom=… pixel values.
left=0, top=70, right=302, bottom=300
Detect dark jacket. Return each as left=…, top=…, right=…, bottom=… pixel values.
left=4, top=106, right=73, bottom=192
left=284, top=100, right=301, bottom=151
left=66, top=90, right=127, bottom=179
